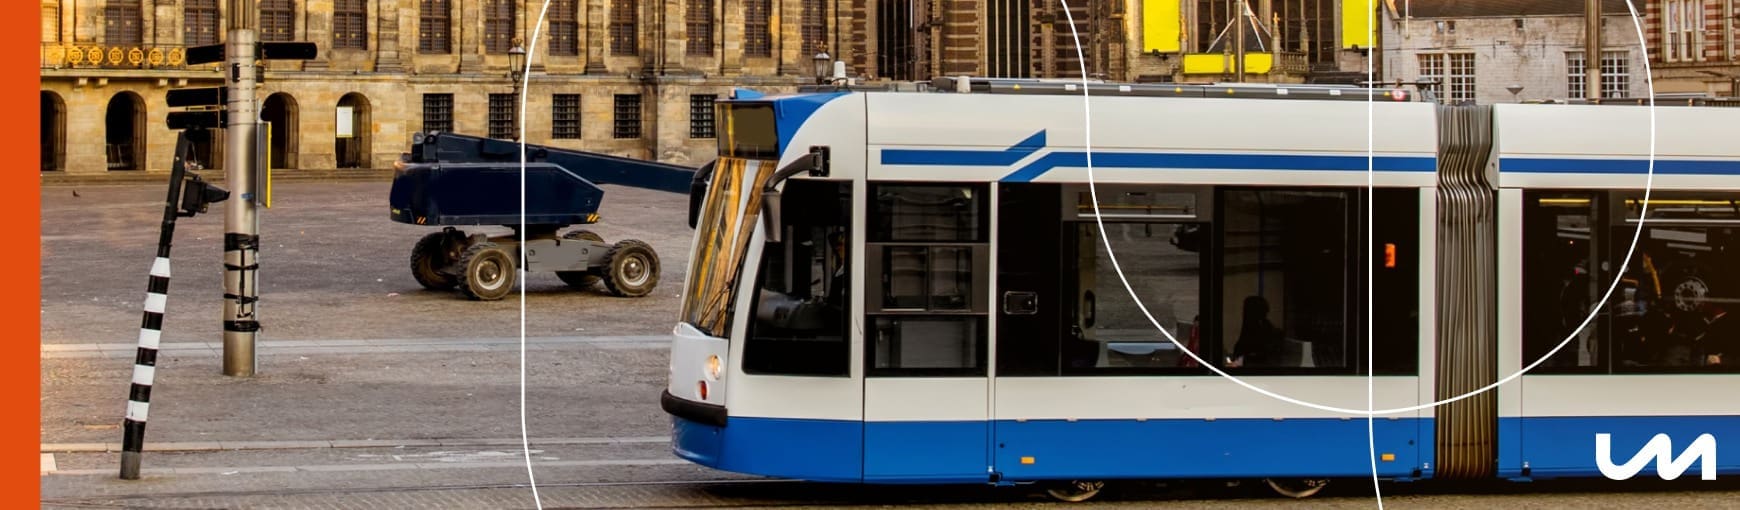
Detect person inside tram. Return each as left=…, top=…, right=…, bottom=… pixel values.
left=1227, top=296, right=1282, bottom=368
left=1689, top=300, right=1734, bottom=368
left=824, top=231, right=849, bottom=310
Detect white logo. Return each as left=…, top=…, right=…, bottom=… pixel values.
left=1596, top=433, right=1717, bottom=481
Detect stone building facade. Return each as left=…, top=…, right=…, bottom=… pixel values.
left=39, top=0, right=844, bottom=175
left=1642, top=0, right=1740, bottom=96
left=1379, top=0, right=1646, bottom=104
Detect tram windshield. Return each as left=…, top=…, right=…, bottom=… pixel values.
left=680, top=103, right=781, bottom=337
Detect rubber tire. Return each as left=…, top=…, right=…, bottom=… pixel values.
left=456, top=242, right=517, bottom=301
left=602, top=239, right=659, bottom=298
left=1044, top=480, right=1105, bottom=502
left=1264, top=478, right=1328, bottom=498
left=556, top=230, right=605, bottom=289
left=411, top=231, right=462, bottom=290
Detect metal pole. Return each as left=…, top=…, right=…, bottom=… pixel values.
left=1586, top=0, right=1603, bottom=100
left=1235, top=0, right=1247, bottom=82
left=223, top=0, right=260, bottom=377
left=120, top=134, right=193, bottom=480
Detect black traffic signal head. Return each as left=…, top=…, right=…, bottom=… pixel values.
left=178, top=174, right=229, bottom=217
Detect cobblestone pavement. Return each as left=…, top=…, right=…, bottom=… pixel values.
left=41, top=181, right=693, bottom=344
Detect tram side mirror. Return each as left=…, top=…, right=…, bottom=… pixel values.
left=761, top=189, right=784, bottom=243
left=688, top=160, right=718, bottom=229
left=757, top=148, right=827, bottom=242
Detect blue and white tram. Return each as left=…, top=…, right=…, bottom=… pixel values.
left=661, top=77, right=1740, bottom=499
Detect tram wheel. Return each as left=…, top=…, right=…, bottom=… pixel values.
left=1044, top=480, right=1105, bottom=502
left=1264, top=478, right=1329, bottom=498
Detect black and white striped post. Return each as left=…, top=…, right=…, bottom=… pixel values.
left=120, top=134, right=194, bottom=480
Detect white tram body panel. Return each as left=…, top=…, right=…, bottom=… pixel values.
left=1494, top=103, right=1740, bottom=478
left=665, top=83, right=1740, bottom=485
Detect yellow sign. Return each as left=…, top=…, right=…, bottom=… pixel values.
left=1342, top=0, right=1375, bottom=49
left=1143, top=0, right=1183, bottom=53
left=1181, top=53, right=1275, bottom=75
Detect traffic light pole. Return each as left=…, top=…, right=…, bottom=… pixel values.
left=223, top=1, right=260, bottom=377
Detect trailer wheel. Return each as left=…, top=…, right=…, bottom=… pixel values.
left=556, top=230, right=605, bottom=289
left=1264, top=478, right=1328, bottom=498
left=411, top=231, right=462, bottom=290
left=457, top=242, right=516, bottom=301
left=602, top=239, right=659, bottom=297
left=1044, top=480, right=1104, bottom=502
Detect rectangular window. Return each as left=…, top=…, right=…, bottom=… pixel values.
left=1568, top=51, right=1627, bottom=99
left=551, top=94, right=581, bottom=139
left=485, top=0, right=515, bottom=53
left=689, top=94, right=717, bottom=139
left=866, top=184, right=991, bottom=377
left=550, top=0, right=579, bottom=56
left=870, top=185, right=987, bottom=242
left=1419, top=53, right=1475, bottom=104
left=801, top=0, right=827, bottom=57
left=419, top=0, right=451, bottom=53
left=184, top=0, right=220, bottom=46
left=871, top=317, right=987, bottom=374
left=1065, top=221, right=1206, bottom=372
left=744, top=180, right=853, bottom=376
left=105, top=0, right=143, bottom=46
left=611, top=0, right=638, bottom=55
left=422, top=93, right=453, bottom=134
left=613, top=94, right=641, bottom=139
left=686, top=0, right=713, bottom=56
left=1220, top=189, right=1351, bottom=371
left=261, top=0, right=296, bottom=42
left=488, top=94, right=515, bottom=140
left=745, top=0, right=773, bottom=57
left=1524, top=190, right=1740, bottom=374
left=334, top=0, right=368, bottom=49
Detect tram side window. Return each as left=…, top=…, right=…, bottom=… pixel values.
left=1063, top=184, right=1209, bottom=373
left=1608, top=194, right=1740, bottom=372
left=867, top=183, right=990, bottom=376
left=1219, top=189, right=1352, bottom=371
left=1522, top=192, right=1604, bottom=372
left=1523, top=191, right=1740, bottom=374
left=742, top=180, right=851, bottom=376
left=1370, top=188, right=1421, bottom=375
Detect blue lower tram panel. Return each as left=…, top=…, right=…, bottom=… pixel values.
left=1513, top=416, right=1740, bottom=480
left=673, top=415, right=1431, bottom=483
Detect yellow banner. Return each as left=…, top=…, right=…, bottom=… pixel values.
left=1343, top=0, right=1374, bottom=49
left=1143, top=0, right=1183, bottom=53
left=1181, top=53, right=1274, bottom=75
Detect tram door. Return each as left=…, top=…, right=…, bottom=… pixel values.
left=861, top=183, right=994, bottom=482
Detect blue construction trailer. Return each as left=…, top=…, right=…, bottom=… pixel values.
left=388, top=132, right=700, bottom=300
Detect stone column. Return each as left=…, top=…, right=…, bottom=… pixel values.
left=458, top=0, right=482, bottom=72
left=375, top=0, right=403, bottom=71
left=523, top=0, right=545, bottom=72
left=304, top=0, right=332, bottom=70
left=584, top=0, right=608, bottom=73
left=778, top=0, right=802, bottom=74
left=721, top=0, right=743, bottom=74
left=661, top=0, right=688, bottom=73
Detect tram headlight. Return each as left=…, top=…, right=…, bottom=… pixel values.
left=705, top=355, right=722, bottom=380
left=697, top=380, right=710, bottom=400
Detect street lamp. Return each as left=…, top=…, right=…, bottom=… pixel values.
left=508, top=44, right=527, bottom=140
left=813, top=51, right=831, bottom=85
